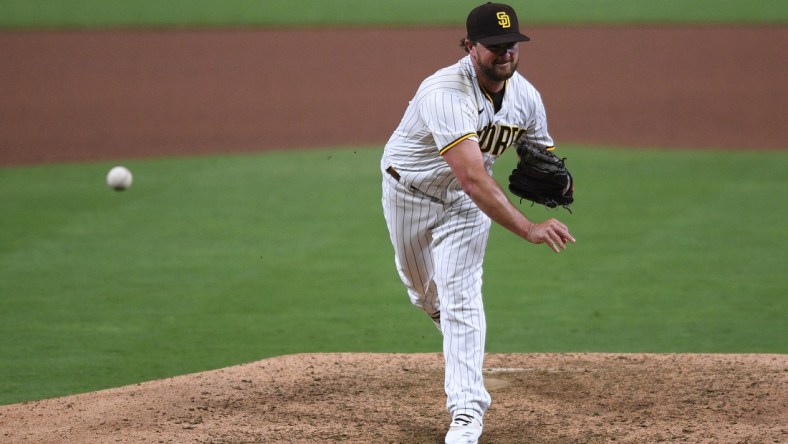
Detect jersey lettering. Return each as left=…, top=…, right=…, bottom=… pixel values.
left=478, top=124, right=525, bottom=156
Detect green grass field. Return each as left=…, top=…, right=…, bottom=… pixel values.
left=1, top=0, right=786, bottom=406
left=2, top=147, right=786, bottom=405
left=1, top=0, right=787, bottom=28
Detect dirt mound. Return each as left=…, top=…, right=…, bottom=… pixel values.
left=1, top=353, right=785, bottom=443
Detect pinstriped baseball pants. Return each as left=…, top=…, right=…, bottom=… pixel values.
left=382, top=173, right=492, bottom=419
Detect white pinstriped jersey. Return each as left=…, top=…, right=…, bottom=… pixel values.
left=381, top=53, right=558, bottom=421
left=381, top=55, right=554, bottom=196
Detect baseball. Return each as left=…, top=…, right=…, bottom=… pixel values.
left=106, top=166, right=133, bottom=191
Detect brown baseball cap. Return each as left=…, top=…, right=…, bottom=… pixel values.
left=466, top=2, right=530, bottom=45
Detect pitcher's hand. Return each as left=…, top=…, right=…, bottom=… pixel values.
left=526, top=219, right=576, bottom=253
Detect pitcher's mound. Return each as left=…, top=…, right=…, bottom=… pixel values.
left=1, top=353, right=785, bottom=443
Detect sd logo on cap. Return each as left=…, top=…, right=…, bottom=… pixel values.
left=466, top=2, right=530, bottom=45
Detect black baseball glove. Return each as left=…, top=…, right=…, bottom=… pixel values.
left=508, top=139, right=574, bottom=211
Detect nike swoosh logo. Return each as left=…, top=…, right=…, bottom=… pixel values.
left=478, top=108, right=484, bottom=115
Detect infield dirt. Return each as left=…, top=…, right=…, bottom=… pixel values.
left=1, top=26, right=786, bottom=166
left=0, top=26, right=786, bottom=443
left=1, top=353, right=785, bottom=443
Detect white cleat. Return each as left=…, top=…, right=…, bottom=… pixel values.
left=445, top=413, right=483, bottom=444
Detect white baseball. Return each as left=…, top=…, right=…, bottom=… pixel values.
left=106, top=166, right=133, bottom=191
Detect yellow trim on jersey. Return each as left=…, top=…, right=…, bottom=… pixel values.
left=480, top=84, right=493, bottom=103
left=478, top=79, right=508, bottom=104
left=546, top=146, right=556, bottom=151
left=439, top=133, right=476, bottom=155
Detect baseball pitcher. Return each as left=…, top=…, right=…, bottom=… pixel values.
left=380, top=3, right=575, bottom=443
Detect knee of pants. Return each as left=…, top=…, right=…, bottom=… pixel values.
left=440, top=296, right=484, bottom=323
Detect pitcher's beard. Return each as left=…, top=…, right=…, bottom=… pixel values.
left=479, top=60, right=518, bottom=83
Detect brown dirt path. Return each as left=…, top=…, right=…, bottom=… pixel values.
left=1, top=353, right=785, bottom=443
left=1, top=26, right=786, bottom=166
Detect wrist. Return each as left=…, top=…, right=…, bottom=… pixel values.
left=524, top=221, right=536, bottom=239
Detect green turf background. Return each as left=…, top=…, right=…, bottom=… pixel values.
left=2, top=147, right=786, bottom=405
left=1, top=0, right=787, bottom=28
left=1, top=1, right=787, bottom=406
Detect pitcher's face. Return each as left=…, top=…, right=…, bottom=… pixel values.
left=471, top=41, right=519, bottom=83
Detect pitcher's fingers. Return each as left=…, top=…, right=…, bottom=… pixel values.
left=549, top=233, right=566, bottom=252
left=555, top=225, right=575, bottom=243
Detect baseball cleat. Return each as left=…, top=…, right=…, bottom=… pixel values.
left=445, top=413, right=483, bottom=444
left=430, top=311, right=442, bottom=333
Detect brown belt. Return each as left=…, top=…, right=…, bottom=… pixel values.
left=385, top=166, right=401, bottom=181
